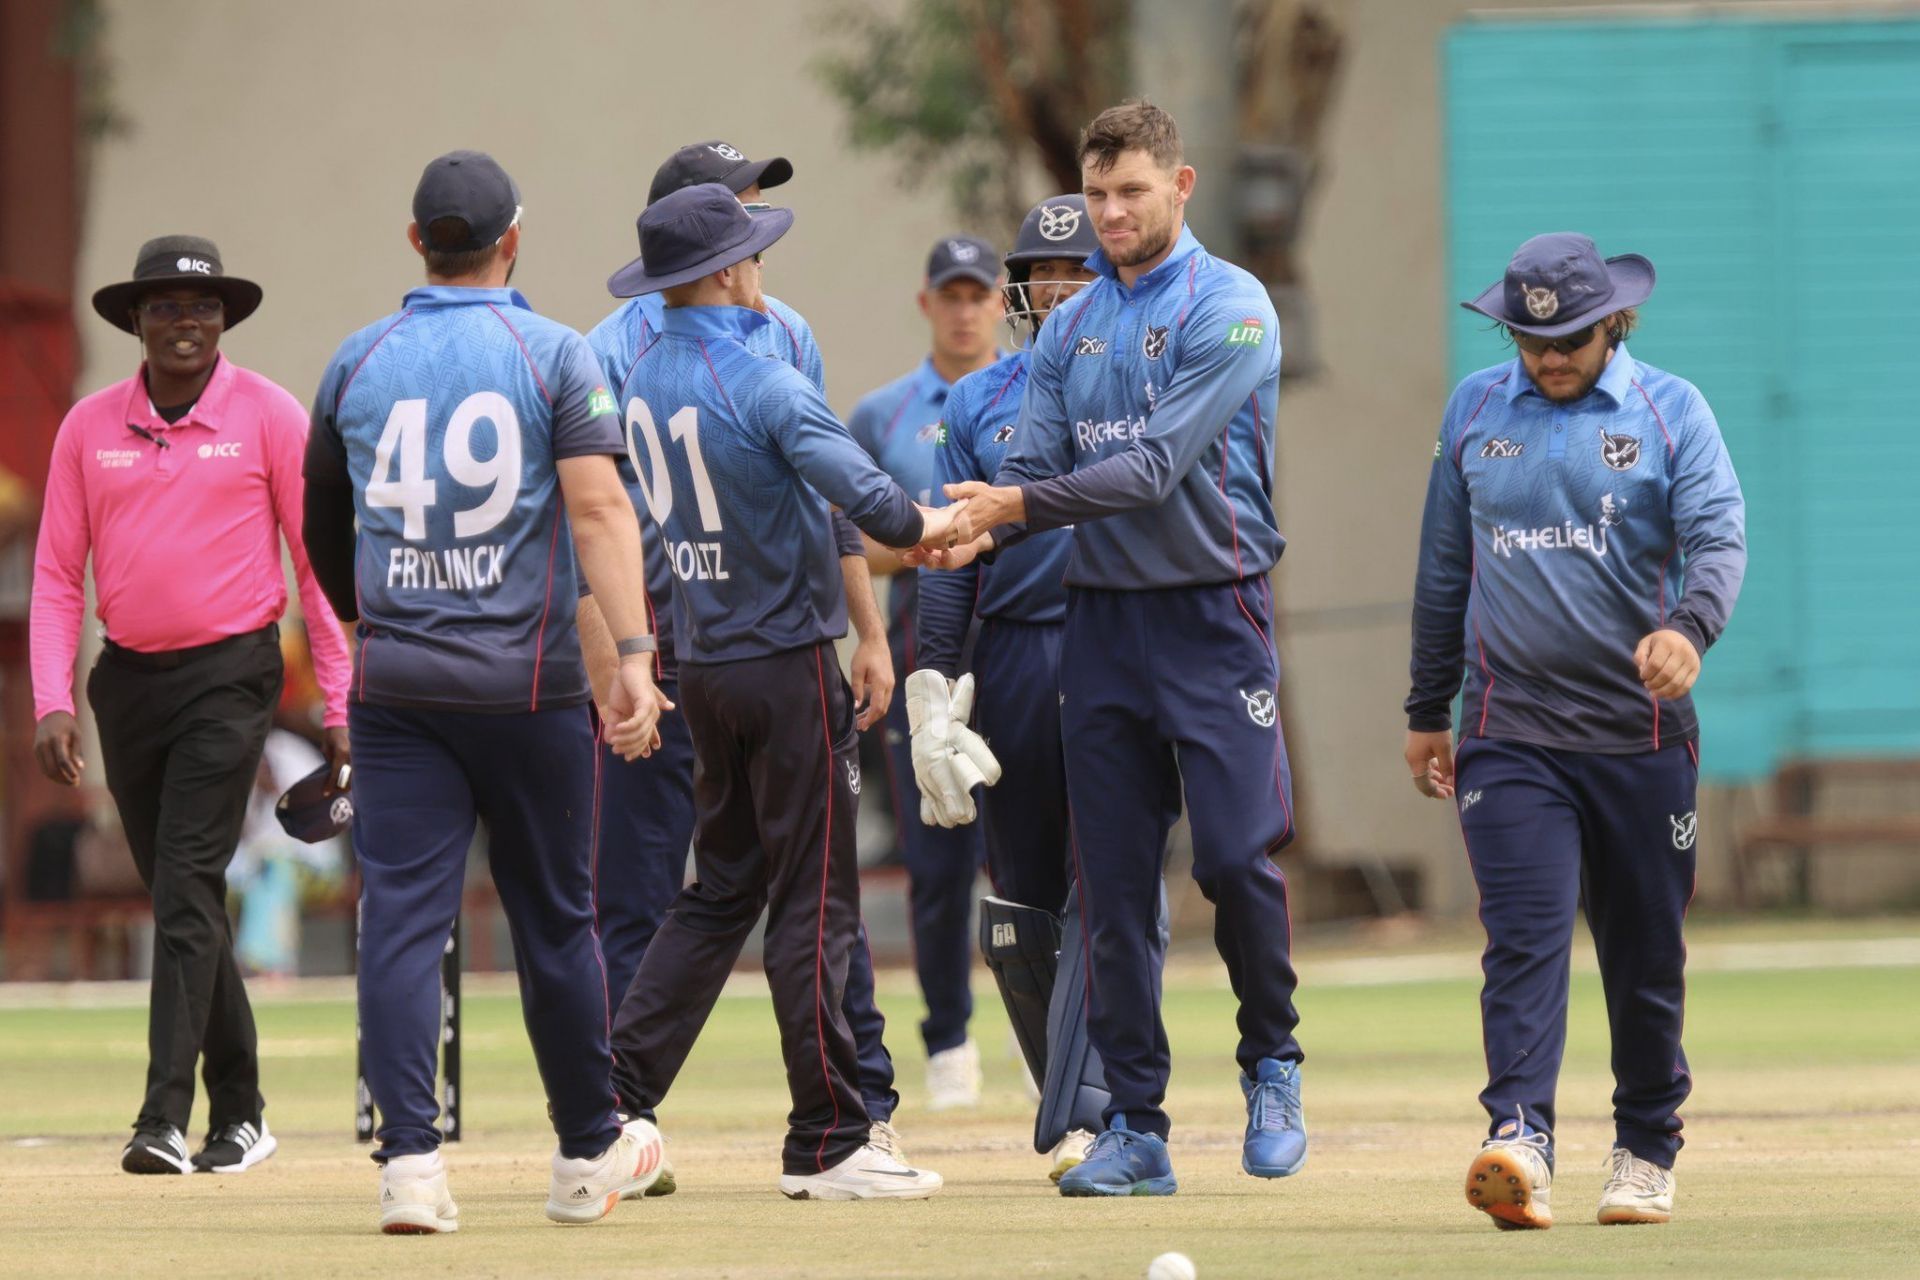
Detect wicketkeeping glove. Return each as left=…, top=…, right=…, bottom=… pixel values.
left=905, top=669, right=1003, bottom=828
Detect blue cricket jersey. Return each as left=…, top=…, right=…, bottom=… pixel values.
left=1406, top=346, right=1746, bottom=753
left=996, top=227, right=1283, bottom=589
left=306, top=286, right=623, bottom=712
left=617, top=304, right=922, bottom=665
left=849, top=352, right=1008, bottom=644
left=917, top=352, right=1070, bottom=678
left=586, top=292, right=824, bottom=678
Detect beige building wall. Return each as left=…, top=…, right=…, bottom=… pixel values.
left=79, top=0, right=1794, bottom=916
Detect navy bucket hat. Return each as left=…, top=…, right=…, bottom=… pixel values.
left=606, top=183, right=793, bottom=298
left=1462, top=232, right=1655, bottom=338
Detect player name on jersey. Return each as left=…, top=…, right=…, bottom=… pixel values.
left=385, top=543, right=508, bottom=591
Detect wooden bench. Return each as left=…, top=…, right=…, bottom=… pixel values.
left=1733, top=759, right=1920, bottom=906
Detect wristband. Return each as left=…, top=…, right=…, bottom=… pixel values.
left=616, top=636, right=658, bottom=657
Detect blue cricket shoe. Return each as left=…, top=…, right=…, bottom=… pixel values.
left=1241, top=1058, right=1307, bottom=1177
left=1057, top=1118, right=1177, bottom=1197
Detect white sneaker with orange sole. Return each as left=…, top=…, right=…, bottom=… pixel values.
left=1597, top=1147, right=1674, bottom=1225
left=545, top=1118, right=666, bottom=1224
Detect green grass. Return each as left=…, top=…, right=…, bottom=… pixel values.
left=2, top=919, right=1917, bottom=1277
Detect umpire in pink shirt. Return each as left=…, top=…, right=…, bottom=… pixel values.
left=29, top=235, right=352, bottom=1176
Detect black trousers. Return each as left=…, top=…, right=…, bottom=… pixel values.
left=87, top=626, right=282, bottom=1133
left=610, top=643, right=869, bottom=1176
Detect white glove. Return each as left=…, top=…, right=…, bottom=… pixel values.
left=905, top=669, right=1002, bottom=828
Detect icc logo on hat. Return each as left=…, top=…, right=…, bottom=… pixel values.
left=176, top=257, right=212, bottom=275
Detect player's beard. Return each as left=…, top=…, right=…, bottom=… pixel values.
left=1105, top=199, right=1176, bottom=268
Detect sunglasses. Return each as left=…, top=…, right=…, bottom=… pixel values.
left=1509, top=322, right=1600, bottom=356
left=138, top=298, right=224, bottom=322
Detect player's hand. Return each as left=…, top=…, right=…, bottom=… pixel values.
left=904, top=670, right=1001, bottom=827
left=606, top=658, right=675, bottom=761
left=914, top=500, right=972, bottom=551
left=849, top=635, right=894, bottom=730
left=1404, top=729, right=1456, bottom=800
left=905, top=531, right=993, bottom=572
left=1634, top=629, right=1700, bottom=701
left=33, top=711, right=85, bottom=786
left=942, top=481, right=1025, bottom=530
left=322, top=726, right=352, bottom=792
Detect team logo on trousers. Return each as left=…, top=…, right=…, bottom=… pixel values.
left=1669, top=811, right=1697, bottom=850
left=845, top=758, right=862, bottom=796
left=1601, top=431, right=1641, bottom=471
left=1239, top=688, right=1277, bottom=727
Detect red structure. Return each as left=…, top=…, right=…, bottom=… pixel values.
left=1, top=1, right=85, bottom=972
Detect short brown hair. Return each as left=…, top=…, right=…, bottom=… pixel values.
left=421, top=216, right=502, bottom=279
left=1079, top=100, right=1183, bottom=174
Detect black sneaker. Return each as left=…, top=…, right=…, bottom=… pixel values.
left=192, top=1120, right=277, bottom=1173
left=122, top=1122, right=193, bottom=1174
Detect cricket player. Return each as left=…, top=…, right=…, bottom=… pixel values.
left=939, top=101, right=1306, bottom=1196
left=601, top=184, right=964, bottom=1200
left=303, top=150, right=670, bottom=1233
left=914, top=193, right=1154, bottom=1183
left=581, top=139, right=906, bottom=1163
left=847, top=233, right=1006, bottom=1107
left=1406, top=232, right=1745, bottom=1230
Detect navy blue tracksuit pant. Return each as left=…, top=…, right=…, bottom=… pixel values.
left=352, top=702, right=620, bottom=1162
left=877, top=622, right=985, bottom=1055
left=1457, top=736, right=1698, bottom=1168
left=973, top=619, right=1071, bottom=914
left=1060, top=579, right=1301, bottom=1139
left=610, top=644, right=871, bottom=1176
left=594, top=678, right=899, bottom=1122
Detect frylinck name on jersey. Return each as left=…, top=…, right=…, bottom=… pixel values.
left=387, top=544, right=508, bottom=590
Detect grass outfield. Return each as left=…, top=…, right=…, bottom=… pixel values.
left=3, top=918, right=1917, bottom=1278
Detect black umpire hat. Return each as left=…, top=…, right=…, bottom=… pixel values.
left=648, top=139, right=793, bottom=206
left=275, top=763, right=353, bottom=844
left=90, top=235, right=263, bottom=335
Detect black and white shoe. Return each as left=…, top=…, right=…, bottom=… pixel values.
left=122, top=1123, right=193, bottom=1175
left=192, top=1120, right=277, bottom=1173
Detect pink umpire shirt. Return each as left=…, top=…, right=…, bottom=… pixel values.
left=31, top=355, right=352, bottom=726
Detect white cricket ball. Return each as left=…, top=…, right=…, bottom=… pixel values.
left=1146, top=1253, right=1196, bottom=1280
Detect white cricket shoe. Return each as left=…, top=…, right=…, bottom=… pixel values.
left=925, top=1038, right=982, bottom=1111
left=379, top=1152, right=458, bottom=1235
left=614, top=1114, right=675, bottom=1198
left=545, top=1118, right=666, bottom=1224
left=1047, top=1129, right=1095, bottom=1184
left=1465, top=1129, right=1553, bottom=1230
left=1597, top=1146, right=1674, bottom=1224
left=868, top=1119, right=907, bottom=1163
left=778, top=1143, right=943, bottom=1201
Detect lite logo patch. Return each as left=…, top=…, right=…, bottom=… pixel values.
left=1225, top=318, right=1266, bottom=348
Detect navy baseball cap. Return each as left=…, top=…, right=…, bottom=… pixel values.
left=275, top=763, right=353, bottom=843
left=412, top=150, right=521, bottom=252
left=1462, top=232, right=1655, bottom=338
left=647, top=140, right=793, bottom=206
left=607, top=183, right=794, bottom=298
left=926, top=235, right=999, bottom=289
